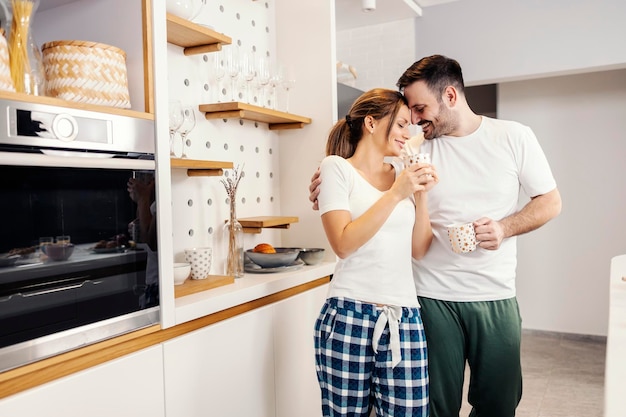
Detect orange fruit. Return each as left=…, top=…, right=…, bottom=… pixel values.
left=253, top=243, right=276, bottom=254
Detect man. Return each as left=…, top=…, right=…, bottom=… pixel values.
left=310, top=55, right=562, bottom=417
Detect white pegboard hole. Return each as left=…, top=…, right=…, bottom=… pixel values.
left=204, top=83, right=209, bottom=91
left=269, top=172, right=273, bottom=178
left=184, top=79, right=190, bottom=86
left=225, top=197, right=230, bottom=205
left=207, top=198, right=213, bottom=206
left=203, top=55, right=208, bottom=62
left=240, top=145, right=245, bottom=152
left=224, top=143, right=229, bottom=151
left=255, top=147, right=259, bottom=153
left=188, top=229, right=194, bottom=237
left=256, top=197, right=261, bottom=203
left=241, top=197, right=246, bottom=204
left=239, top=119, right=244, bottom=126
left=205, top=141, right=211, bottom=149
left=256, top=172, right=260, bottom=178
left=251, top=20, right=255, bottom=27
left=187, top=199, right=193, bottom=207
left=236, top=12, right=240, bottom=20
left=269, top=148, right=273, bottom=155
left=208, top=227, right=214, bottom=235
left=270, top=197, right=274, bottom=202
left=219, top=5, right=224, bottom=12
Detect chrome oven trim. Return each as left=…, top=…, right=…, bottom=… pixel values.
left=0, top=307, right=160, bottom=373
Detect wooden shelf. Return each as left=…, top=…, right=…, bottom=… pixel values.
left=174, top=275, right=235, bottom=298
left=238, top=216, right=299, bottom=234
left=171, top=158, right=233, bottom=176
left=166, top=13, right=232, bottom=56
left=198, top=102, right=312, bottom=130
left=0, top=91, right=154, bottom=120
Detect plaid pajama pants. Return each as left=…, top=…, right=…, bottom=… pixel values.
left=314, top=297, right=429, bottom=417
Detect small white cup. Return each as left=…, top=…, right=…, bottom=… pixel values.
left=447, top=222, right=477, bottom=254
left=184, top=247, right=212, bottom=280
left=402, top=152, right=430, bottom=168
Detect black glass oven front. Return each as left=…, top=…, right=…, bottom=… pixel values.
left=0, top=164, right=159, bottom=370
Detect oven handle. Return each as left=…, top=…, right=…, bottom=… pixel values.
left=21, top=276, right=104, bottom=298
left=0, top=278, right=105, bottom=301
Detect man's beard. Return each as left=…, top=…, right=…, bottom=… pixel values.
left=420, top=107, right=455, bottom=139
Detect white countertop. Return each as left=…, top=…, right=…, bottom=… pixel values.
left=605, top=255, right=626, bottom=417
left=174, top=261, right=335, bottom=325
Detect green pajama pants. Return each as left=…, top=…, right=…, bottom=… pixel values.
left=417, top=296, right=523, bottom=417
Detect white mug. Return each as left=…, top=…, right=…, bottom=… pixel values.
left=184, top=247, right=212, bottom=279
left=447, top=222, right=477, bottom=254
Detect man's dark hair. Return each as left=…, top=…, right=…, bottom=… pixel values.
left=396, top=55, right=466, bottom=99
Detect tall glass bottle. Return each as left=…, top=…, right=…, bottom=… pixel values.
left=223, top=198, right=244, bottom=278
left=7, top=0, right=44, bottom=95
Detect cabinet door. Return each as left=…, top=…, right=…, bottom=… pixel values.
left=163, top=305, right=276, bottom=417
left=274, top=284, right=328, bottom=417
left=0, top=346, right=165, bottom=417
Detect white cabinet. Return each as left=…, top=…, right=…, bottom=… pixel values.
left=605, top=254, right=626, bottom=417
left=0, top=346, right=165, bottom=417
left=163, top=305, right=276, bottom=417
left=274, top=284, right=327, bottom=417
left=163, top=283, right=329, bottom=417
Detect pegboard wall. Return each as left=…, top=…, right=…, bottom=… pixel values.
left=167, top=0, right=285, bottom=273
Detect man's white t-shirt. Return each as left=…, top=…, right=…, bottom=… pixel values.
left=318, top=155, right=420, bottom=307
left=412, top=116, right=557, bottom=302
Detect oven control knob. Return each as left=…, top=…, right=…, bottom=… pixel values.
left=52, top=114, right=79, bottom=142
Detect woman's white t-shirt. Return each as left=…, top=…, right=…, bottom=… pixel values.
left=318, top=155, right=419, bottom=307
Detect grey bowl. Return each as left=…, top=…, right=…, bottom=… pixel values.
left=245, top=248, right=300, bottom=268
left=43, top=243, right=75, bottom=261
left=298, top=248, right=325, bottom=265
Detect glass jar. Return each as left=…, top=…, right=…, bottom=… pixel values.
left=6, top=0, right=44, bottom=95
left=222, top=198, right=244, bottom=278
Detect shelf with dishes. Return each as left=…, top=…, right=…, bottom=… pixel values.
left=166, top=13, right=232, bottom=56
left=170, top=158, right=233, bottom=176
left=237, top=216, right=299, bottom=234
left=198, top=102, right=311, bottom=130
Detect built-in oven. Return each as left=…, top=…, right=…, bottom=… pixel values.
left=0, top=98, right=158, bottom=372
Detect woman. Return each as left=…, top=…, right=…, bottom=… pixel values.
left=314, top=88, right=437, bottom=417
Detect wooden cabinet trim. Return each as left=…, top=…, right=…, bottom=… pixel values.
left=0, top=276, right=330, bottom=400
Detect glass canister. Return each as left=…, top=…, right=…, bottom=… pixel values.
left=6, top=0, right=44, bottom=95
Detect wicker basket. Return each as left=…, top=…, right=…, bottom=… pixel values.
left=42, top=40, right=131, bottom=108
left=0, top=29, right=15, bottom=93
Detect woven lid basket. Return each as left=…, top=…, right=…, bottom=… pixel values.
left=0, top=28, right=15, bottom=93
left=42, top=40, right=131, bottom=108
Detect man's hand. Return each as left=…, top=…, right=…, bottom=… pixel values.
left=474, top=217, right=505, bottom=250
left=309, top=168, right=321, bottom=211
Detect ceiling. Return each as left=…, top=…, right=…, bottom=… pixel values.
left=336, top=0, right=460, bottom=31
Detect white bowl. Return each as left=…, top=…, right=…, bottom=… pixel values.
left=173, top=262, right=191, bottom=285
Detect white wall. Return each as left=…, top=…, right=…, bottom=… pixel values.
left=276, top=0, right=337, bottom=254
left=415, top=0, right=626, bottom=85
left=336, top=19, right=416, bottom=91
left=501, top=69, right=626, bottom=336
